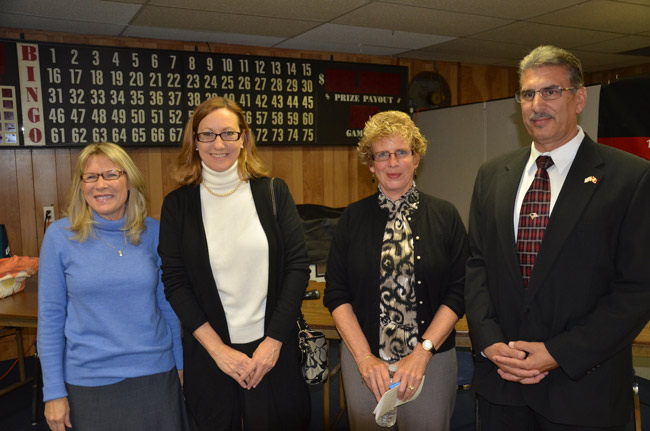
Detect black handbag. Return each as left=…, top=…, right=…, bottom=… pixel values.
left=297, top=313, right=329, bottom=385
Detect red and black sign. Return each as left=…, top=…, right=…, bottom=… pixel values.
left=598, top=75, right=650, bottom=160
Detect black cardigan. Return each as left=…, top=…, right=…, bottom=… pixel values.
left=324, top=190, right=468, bottom=355
left=158, top=177, right=309, bottom=345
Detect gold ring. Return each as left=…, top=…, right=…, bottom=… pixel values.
left=407, top=385, right=415, bottom=390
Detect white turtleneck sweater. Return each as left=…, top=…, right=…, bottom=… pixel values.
left=200, top=161, right=269, bottom=343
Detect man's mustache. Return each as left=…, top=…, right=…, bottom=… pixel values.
left=530, top=112, right=553, bottom=120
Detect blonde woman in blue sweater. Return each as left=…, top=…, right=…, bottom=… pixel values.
left=38, top=143, right=187, bottom=431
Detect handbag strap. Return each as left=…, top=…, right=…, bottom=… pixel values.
left=269, top=177, right=277, bottom=218
left=269, top=177, right=313, bottom=335
left=297, top=312, right=311, bottom=332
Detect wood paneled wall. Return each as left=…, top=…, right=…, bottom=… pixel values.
left=0, top=27, right=647, bottom=360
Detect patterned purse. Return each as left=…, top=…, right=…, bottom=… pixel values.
left=297, top=313, right=329, bottom=385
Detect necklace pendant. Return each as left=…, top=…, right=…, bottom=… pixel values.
left=118, top=250, right=123, bottom=257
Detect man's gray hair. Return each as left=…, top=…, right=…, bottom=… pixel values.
left=519, top=45, right=584, bottom=88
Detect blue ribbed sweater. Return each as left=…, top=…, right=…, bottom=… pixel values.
left=37, top=213, right=183, bottom=402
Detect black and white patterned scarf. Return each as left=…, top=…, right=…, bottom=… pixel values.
left=377, top=184, right=419, bottom=362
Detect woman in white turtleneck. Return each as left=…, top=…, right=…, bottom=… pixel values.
left=159, top=97, right=311, bottom=431
left=201, top=161, right=269, bottom=345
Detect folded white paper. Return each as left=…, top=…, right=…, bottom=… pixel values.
left=373, top=376, right=426, bottom=421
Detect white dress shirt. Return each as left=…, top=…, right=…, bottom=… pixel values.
left=513, top=126, right=585, bottom=238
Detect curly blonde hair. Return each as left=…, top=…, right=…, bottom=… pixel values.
left=357, top=111, right=427, bottom=166
left=66, top=142, right=148, bottom=245
left=174, top=96, right=268, bottom=185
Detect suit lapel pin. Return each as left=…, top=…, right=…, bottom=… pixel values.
left=584, top=176, right=598, bottom=184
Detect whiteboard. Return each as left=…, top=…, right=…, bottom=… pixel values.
left=415, top=86, right=601, bottom=228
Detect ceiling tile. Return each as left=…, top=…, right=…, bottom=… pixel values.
left=473, top=21, right=621, bottom=48
left=133, top=5, right=319, bottom=37
left=530, top=0, right=650, bottom=34
left=147, top=0, right=370, bottom=21
left=420, top=38, right=532, bottom=60
left=612, top=0, right=650, bottom=5
left=380, top=0, right=586, bottom=20
left=0, top=13, right=128, bottom=35
left=275, top=39, right=407, bottom=56
left=570, top=49, right=650, bottom=70
left=2, top=0, right=648, bottom=72
left=123, top=26, right=285, bottom=46
left=332, top=2, right=512, bottom=37
left=285, top=23, right=454, bottom=50
left=1, top=0, right=140, bottom=23
left=575, top=35, right=650, bottom=53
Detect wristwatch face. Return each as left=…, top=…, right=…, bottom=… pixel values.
left=422, top=339, right=433, bottom=351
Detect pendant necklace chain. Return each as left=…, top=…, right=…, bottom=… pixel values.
left=202, top=179, right=243, bottom=197
left=96, top=230, right=127, bottom=257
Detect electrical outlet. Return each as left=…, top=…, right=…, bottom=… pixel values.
left=43, top=205, right=55, bottom=222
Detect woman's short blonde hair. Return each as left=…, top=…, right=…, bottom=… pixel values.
left=357, top=110, right=427, bottom=166
left=66, top=142, right=148, bottom=245
left=173, top=96, right=268, bottom=185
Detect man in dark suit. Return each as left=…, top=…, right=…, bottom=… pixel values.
left=465, top=45, right=650, bottom=430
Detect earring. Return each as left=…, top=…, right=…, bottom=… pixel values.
left=414, top=171, right=417, bottom=180
left=371, top=174, right=375, bottom=184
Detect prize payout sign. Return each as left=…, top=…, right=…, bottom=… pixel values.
left=0, top=40, right=407, bottom=147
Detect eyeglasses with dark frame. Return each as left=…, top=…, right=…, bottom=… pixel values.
left=81, top=170, right=126, bottom=183
left=371, top=149, right=412, bottom=162
left=195, top=131, right=242, bottom=142
left=515, top=86, right=577, bottom=103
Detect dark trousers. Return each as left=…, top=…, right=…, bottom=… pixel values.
left=184, top=336, right=310, bottom=431
left=478, top=395, right=626, bottom=431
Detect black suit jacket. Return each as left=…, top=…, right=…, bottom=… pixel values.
left=465, top=135, right=650, bottom=426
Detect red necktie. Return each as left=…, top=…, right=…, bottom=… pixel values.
left=517, top=155, right=554, bottom=287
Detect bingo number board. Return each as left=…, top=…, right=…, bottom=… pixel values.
left=0, top=39, right=407, bottom=148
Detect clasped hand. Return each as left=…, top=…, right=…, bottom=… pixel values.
left=213, top=336, right=281, bottom=390
left=485, top=340, right=558, bottom=384
left=358, top=350, right=429, bottom=403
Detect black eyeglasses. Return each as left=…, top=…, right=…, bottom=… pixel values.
left=81, top=170, right=126, bottom=183
left=195, top=131, right=242, bottom=142
left=515, top=86, right=577, bottom=103
left=371, top=149, right=412, bottom=162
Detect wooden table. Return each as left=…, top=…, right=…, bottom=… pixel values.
left=0, top=275, right=38, bottom=328
left=0, top=275, right=39, bottom=423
